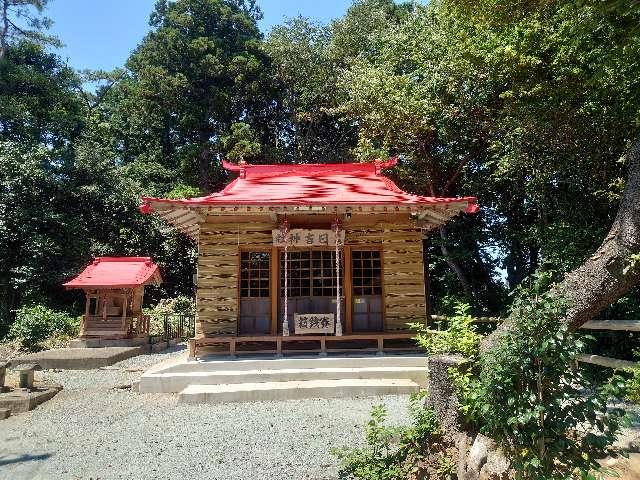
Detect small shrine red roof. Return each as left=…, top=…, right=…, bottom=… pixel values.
left=64, top=257, right=162, bottom=289
left=140, top=158, right=478, bottom=211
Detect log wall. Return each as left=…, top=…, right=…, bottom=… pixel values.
left=197, top=222, right=272, bottom=336
left=197, top=220, right=426, bottom=337
left=345, top=225, right=426, bottom=331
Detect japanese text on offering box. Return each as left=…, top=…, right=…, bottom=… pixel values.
left=294, top=313, right=335, bottom=334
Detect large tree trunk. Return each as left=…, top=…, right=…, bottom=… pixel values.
left=482, top=134, right=640, bottom=351
left=1, top=0, right=9, bottom=60
left=198, top=130, right=212, bottom=193
left=439, top=225, right=476, bottom=302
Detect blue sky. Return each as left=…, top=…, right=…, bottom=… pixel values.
left=46, top=0, right=353, bottom=72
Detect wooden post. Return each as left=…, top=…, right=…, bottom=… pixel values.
left=377, top=336, right=384, bottom=354
left=270, top=246, right=279, bottom=335
left=423, top=238, right=432, bottom=325
left=122, top=294, right=128, bottom=333
left=320, top=337, right=326, bottom=355
left=229, top=338, right=236, bottom=356
left=344, top=245, right=353, bottom=334
left=276, top=337, right=282, bottom=355
left=101, top=292, right=107, bottom=320
left=84, top=293, right=91, bottom=318
left=188, top=338, right=196, bottom=358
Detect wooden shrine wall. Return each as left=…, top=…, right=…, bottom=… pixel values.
left=345, top=226, right=426, bottom=331
left=197, top=221, right=272, bottom=336
left=197, top=220, right=426, bottom=337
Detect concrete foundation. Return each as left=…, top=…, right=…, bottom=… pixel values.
left=140, top=354, right=427, bottom=402
left=69, top=337, right=149, bottom=348
left=9, top=347, right=147, bottom=370
left=179, top=378, right=420, bottom=404
left=0, top=385, right=62, bottom=413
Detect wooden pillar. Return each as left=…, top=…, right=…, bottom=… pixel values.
left=344, top=245, right=353, bottom=334
left=84, top=293, right=91, bottom=318
left=121, top=294, right=128, bottom=332
left=101, top=292, right=107, bottom=320
left=270, top=246, right=279, bottom=335
left=423, top=237, right=432, bottom=326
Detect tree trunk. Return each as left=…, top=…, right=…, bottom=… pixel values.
left=198, top=130, right=212, bottom=193
left=481, top=134, right=640, bottom=351
left=439, top=225, right=476, bottom=302
left=1, top=0, right=9, bottom=60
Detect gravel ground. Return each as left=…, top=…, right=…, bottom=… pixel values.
left=0, top=345, right=412, bottom=480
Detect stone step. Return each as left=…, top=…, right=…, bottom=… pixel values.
left=146, top=354, right=427, bottom=375
left=178, top=378, right=421, bottom=404
left=139, top=365, right=427, bottom=393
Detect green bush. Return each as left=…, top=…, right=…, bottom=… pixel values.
left=145, top=296, right=195, bottom=337
left=331, top=394, right=444, bottom=480
left=145, top=296, right=195, bottom=316
left=464, top=272, right=626, bottom=479
left=409, top=303, right=482, bottom=358
left=624, top=349, right=640, bottom=403
left=8, top=305, right=78, bottom=350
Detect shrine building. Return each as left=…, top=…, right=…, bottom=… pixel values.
left=139, top=159, right=477, bottom=356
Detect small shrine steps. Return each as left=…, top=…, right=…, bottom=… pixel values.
left=140, top=355, right=426, bottom=403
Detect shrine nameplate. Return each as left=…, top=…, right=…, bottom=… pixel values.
left=294, top=313, right=335, bottom=334
left=272, top=229, right=345, bottom=247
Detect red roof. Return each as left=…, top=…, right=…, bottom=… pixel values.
left=64, top=257, right=162, bottom=289
left=140, top=159, right=478, bottom=211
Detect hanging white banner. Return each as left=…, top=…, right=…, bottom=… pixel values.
left=272, top=229, right=345, bottom=247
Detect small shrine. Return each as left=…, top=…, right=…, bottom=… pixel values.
left=64, top=257, right=162, bottom=340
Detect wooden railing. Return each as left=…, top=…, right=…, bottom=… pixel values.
left=431, top=315, right=640, bottom=369
left=80, top=314, right=150, bottom=337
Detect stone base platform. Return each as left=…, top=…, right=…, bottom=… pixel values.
left=69, top=337, right=149, bottom=348
left=9, top=346, right=147, bottom=370
left=0, top=385, right=62, bottom=414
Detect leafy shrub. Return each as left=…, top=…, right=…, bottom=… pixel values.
left=165, top=183, right=202, bottom=199
left=145, top=296, right=195, bottom=337
left=146, top=296, right=195, bottom=316
left=624, top=349, right=640, bottom=403
left=410, top=303, right=482, bottom=358
left=464, top=272, right=626, bottom=479
left=8, top=305, right=78, bottom=350
left=331, top=394, right=444, bottom=480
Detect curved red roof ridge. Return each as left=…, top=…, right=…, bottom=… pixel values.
left=139, top=159, right=478, bottom=212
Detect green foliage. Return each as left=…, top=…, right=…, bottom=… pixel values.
left=265, top=16, right=357, bottom=163
left=466, top=272, right=627, bottom=479
left=410, top=303, right=482, bottom=358
left=0, top=0, right=61, bottom=58
left=8, top=304, right=78, bottom=350
left=624, top=349, right=640, bottom=404
left=146, top=296, right=195, bottom=316
left=623, top=253, right=640, bottom=276
left=331, top=395, right=441, bottom=480
left=123, top=0, right=279, bottom=191
left=165, top=184, right=202, bottom=200
left=146, top=296, right=195, bottom=336
left=220, top=122, right=262, bottom=161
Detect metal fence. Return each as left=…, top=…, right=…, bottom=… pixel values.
left=154, top=313, right=196, bottom=341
